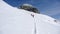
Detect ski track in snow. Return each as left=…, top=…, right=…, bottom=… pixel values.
left=0, top=0, right=60, bottom=34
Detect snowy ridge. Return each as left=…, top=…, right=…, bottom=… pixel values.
left=0, top=0, right=60, bottom=34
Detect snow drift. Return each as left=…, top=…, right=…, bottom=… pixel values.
left=0, top=0, right=60, bottom=34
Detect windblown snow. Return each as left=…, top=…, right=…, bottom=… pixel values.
left=0, top=0, right=60, bottom=34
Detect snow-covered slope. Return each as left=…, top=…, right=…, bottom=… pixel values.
left=0, top=0, right=60, bottom=34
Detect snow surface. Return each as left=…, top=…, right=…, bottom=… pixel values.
left=0, top=0, right=60, bottom=34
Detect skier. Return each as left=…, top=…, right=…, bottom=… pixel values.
left=19, top=4, right=40, bottom=14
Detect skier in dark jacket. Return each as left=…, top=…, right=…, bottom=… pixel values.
left=19, top=4, right=40, bottom=14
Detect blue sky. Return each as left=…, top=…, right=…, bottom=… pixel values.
left=3, top=0, right=60, bottom=20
